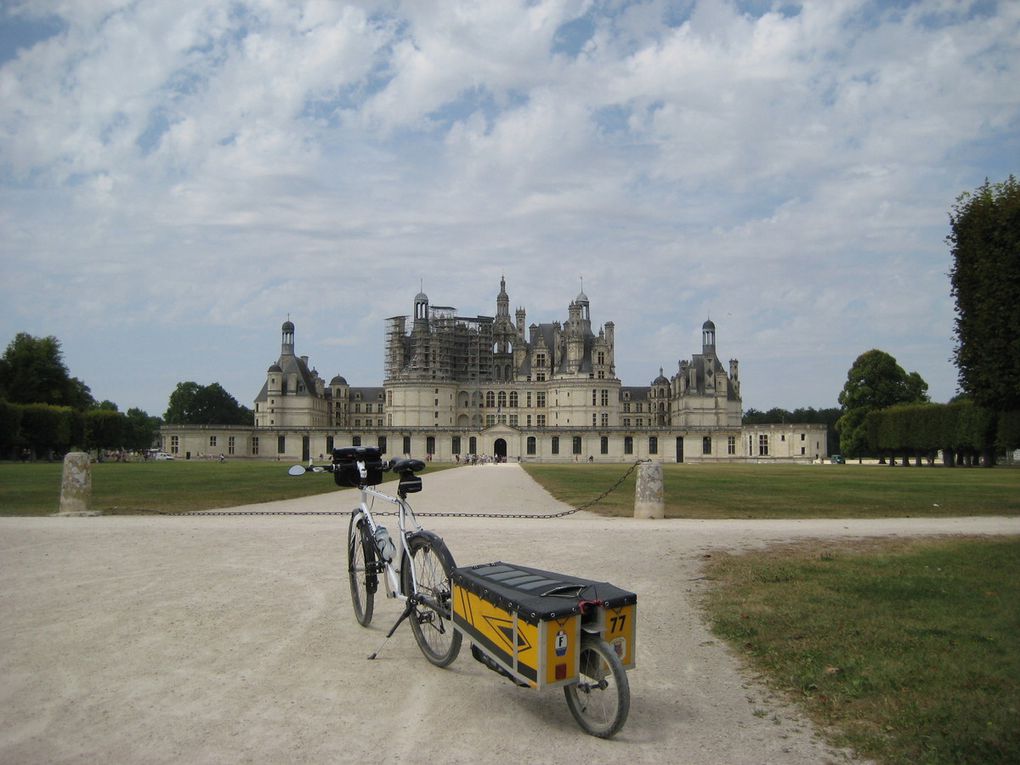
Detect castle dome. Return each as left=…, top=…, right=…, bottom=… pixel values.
left=282, top=319, right=295, bottom=332
left=268, top=363, right=282, bottom=373
left=702, top=319, right=715, bottom=331
left=330, top=375, right=348, bottom=386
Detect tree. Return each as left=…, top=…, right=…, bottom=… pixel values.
left=0, top=399, right=23, bottom=458
left=164, top=382, right=253, bottom=425
left=123, top=408, right=162, bottom=451
left=19, top=404, right=72, bottom=457
left=0, top=333, right=95, bottom=409
left=836, top=349, right=929, bottom=457
left=948, top=176, right=1020, bottom=412
left=84, top=410, right=125, bottom=451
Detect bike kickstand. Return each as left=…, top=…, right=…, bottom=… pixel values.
left=367, top=597, right=417, bottom=660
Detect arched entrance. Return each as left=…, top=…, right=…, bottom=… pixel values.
left=494, top=438, right=507, bottom=461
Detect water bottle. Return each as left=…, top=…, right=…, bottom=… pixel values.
left=374, top=525, right=396, bottom=562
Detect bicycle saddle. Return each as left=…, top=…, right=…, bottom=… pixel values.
left=390, top=458, right=425, bottom=474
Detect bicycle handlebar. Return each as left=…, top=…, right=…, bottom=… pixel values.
left=287, top=457, right=426, bottom=477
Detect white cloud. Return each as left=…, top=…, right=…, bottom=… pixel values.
left=0, top=0, right=1017, bottom=413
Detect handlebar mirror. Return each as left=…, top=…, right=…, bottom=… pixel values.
left=287, top=465, right=306, bottom=476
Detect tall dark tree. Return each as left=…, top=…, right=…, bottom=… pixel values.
left=123, top=408, right=162, bottom=451
left=836, top=349, right=929, bottom=457
left=164, top=381, right=253, bottom=425
left=948, top=175, right=1020, bottom=412
left=0, top=333, right=95, bottom=409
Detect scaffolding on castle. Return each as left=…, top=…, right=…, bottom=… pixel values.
left=385, top=307, right=496, bottom=383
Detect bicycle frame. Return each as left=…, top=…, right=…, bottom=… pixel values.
left=349, top=460, right=424, bottom=602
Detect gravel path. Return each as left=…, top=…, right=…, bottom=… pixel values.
left=2, top=463, right=1017, bottom=764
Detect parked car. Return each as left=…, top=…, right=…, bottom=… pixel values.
left=153, top=452, right=175, bottom=461
left=830, top=454, right=845, bottom=464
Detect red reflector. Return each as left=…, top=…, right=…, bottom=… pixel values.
left=555, top=663, right=567, bottom=680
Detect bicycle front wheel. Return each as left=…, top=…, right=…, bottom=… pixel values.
left=348, top=512, right=376, bottom=627
left=563, top=637, right=630, bottom=738
left=402, top=534, right=462, bottom=667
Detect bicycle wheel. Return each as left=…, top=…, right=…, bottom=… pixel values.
left=402, top=534, right=462, bottom=667
left=348, top=512, right=376, bottom=627
left=563, top=637, right=630, bottom=738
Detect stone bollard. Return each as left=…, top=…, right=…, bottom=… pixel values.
left=55, top=452, right=98, bottom=516
left=633, top=461, right=664, bottom=519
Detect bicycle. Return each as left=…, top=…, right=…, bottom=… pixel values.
left=290, top=446, right=634, bottom=738
left=289, top=446, right=461, bottom=666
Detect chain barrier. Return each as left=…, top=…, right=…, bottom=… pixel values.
left=132, top=460, right=645, bottom=520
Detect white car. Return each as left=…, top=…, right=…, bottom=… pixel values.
left=152, top=452, right=175, bottom=461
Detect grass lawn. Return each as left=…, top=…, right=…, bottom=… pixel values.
left=0, top=459, right=455, bottom=515
left=522, top=462, right=1020, bottom=518
left=702, top=537, right=1020, bottom=765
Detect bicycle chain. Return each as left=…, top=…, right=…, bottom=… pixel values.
left=133, top=461, right=645, bottom=519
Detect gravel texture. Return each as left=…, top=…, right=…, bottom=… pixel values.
left=2, top=463, right=1018, bottom=764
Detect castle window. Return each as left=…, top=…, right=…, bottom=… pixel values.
left=601, top=389, right=609, bottom=406
left=592, top=389, right=597, bottom=406
left=526, top=391, right=532, bottom=407
left=536, top=373, right=545, bottom=382
left=486, top=391, right=495, bottom=408
left=498, top=391, right=507, bottom=409
left=469, top=437, right=477, bottom=453
left=601, top=436, right=608, bottom=454
left=509, top=392, right=518, bottom=407
left=759, top=435, right=769, bottom=456
left=537, top=414, right=546, bottom=426
left=573, top=436, right=582, bottom=455
left=601, top=413, right=608, bottom=427
left=702, top=436, right=711, bottom=455
left=378, top=436, right=387, bottom=453
left=648, top=436, right=658, bottom=455
left=452, top=436, right=461, bottom=455
left=250, top=436, right=259, bottom=456
left=209, top=436, right=217, bottom=447
left=527, top=437, right=536, bottom=455
left=624, top=436, right=633, bottom=455
left=551, top=436, right=559, bottom=454
left=353, top=436, right=361, bottom=446
left=228, top=436, right=235, bottom=455
left=728, top=436, right=736, bottom=455
left=277, top=436, right=286, bottom=454
left=403, top=436, right=411, bottom=454
left=537, top=392, right=546, bottom=408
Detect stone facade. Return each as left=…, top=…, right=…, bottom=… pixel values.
left=161, top=279, right=827, bottom=464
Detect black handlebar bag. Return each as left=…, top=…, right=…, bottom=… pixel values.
left=332, top=447, right=385, bottom=487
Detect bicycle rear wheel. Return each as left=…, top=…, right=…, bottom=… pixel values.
left=402, top=534, right=462, bottom=667
left=563, top=637, right=630, bottom=738
left=348, top=512, right=377, bottom=627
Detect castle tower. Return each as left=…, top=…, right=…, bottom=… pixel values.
left=281, top=319, right=295, bottom=356
left=702, top=319, right=716, bottom=356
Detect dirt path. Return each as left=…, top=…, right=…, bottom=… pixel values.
left=1, top=464, right=1017, bottom=764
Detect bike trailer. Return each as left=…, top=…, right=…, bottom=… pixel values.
left=451, top=561, right=637, bottom=689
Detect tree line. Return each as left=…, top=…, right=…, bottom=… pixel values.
left=0, top=332, right=251, bottom=460
left=746, top=176, right=1019, bottom=466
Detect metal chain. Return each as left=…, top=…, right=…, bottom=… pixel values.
left=134, top=461, right=645, bottom=519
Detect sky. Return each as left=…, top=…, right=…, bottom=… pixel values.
left=1, top=0, right=1017, bottom=418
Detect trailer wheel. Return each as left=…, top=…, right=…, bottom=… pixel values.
left=563, top=637, right=630, bottom=738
